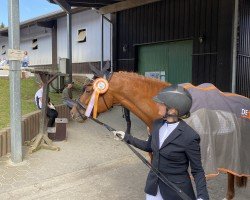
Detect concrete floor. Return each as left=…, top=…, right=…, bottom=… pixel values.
left=0, top=107, right=249, bottom=200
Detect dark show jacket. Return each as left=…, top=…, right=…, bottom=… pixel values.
left=124, top=119, right=209, bottom=200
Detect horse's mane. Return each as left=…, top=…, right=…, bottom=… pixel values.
left=117, top=71, right=169, bottom=86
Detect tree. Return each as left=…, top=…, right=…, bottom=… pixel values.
left=0, top=22, right=5, bottom=28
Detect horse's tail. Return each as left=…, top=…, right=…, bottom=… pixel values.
left=235, top=176, right=248, bottom=188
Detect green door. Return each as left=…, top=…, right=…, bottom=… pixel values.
left=138, top=40, right=193, bottom=84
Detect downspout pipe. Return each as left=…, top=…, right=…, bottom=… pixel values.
left=101, top=14, right=104, bottom=70
left=103, top=15, right=113, bottom=72
left=92, top=7, right=112, bottom=72
left=231, top=0, right=239, bottom=93
left=67, top=12, right=72, bottom=82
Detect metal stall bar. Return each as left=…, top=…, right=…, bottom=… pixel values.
left=231, top=0, right=239, bottom=93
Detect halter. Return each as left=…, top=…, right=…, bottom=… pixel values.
left=75, top=72, right=113, bottom=119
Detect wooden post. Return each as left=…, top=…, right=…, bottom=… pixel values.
left=26, top=70, right=62, bottom=153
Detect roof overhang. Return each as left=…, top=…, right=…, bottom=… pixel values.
left=48, top=0, right=161, bottom=15
left=0, top=7, right=88, bottom=37
left=48, top=0, right=123, bottom=8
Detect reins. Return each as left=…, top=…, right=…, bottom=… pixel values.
left=75, top=100, right=192, bottom=200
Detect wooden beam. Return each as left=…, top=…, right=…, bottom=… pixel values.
left=37, top=20, right=56, bottom=28
left=52, top=0, right=71, bottom=13
left=99, top=0, right=161, bottom=15
left=68, top=3, right=103, bottom=8
left=70, top=0, right=117, bottom=6
left=0, top=32, right=8, bottom=37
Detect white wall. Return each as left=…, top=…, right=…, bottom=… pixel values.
left=0, top=26, right=52, bottom=65
left=0, top=10, right=111, bottom=65
left=0, top=37, right=8, bottom=61
left=20, top=26, right=52, bottom=65
left=57, top=10, right=111, bottom=63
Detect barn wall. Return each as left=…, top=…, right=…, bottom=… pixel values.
left=20, top=25, right=53, bottom=65
left=57, top=10, right=111, bottom=64
left=237, top=0, right=250, bottom=97
left=116, top=0, right=234, bottom=92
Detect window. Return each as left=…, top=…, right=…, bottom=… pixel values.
left=32, top=38, right=38, bottom=50
left=77, top=29, right=86, bottom=43
left=1, top=45, right=6, bottom=55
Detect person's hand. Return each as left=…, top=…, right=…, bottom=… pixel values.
left=48, top=102, right=56, bottom=110
left=113, top=131, right=125, bottom=141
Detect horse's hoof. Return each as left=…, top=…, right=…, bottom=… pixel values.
left=226, top=193, right=234, bottom=200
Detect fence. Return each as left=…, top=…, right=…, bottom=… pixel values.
left=0, top=104, right=70, bottom=157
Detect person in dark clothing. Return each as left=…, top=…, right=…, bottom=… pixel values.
left=34, top=85, right=58, bottom=127
left=113, top=85, right=209, bottom=200
left=46, top=97, right=58, bottom=127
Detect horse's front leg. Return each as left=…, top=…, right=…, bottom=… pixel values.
left=226, top=173, right=235, bottom=200
left=123, top=107, right=131, bottom=134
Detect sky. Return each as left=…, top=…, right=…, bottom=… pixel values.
left=0, top=0, right=61, bottom=26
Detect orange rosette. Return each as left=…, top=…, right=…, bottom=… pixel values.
left=92, top=78, right=109, bottom=118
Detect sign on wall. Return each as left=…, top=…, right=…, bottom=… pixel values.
left=145, top=71, right=165, bottom=81
left=7, top=49, right=24, bottom=61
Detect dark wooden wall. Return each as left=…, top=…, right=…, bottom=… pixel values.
left=237, top=0, right=250, bottom=98
left=114, top=0, right=234, bottom=92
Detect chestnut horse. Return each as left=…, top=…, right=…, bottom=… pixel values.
left=71, top=71, right=248, bottom=200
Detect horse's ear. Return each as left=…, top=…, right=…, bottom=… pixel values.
left=89, top=63, right=102, bottom=77
left=101, top=60, right=110, bottom=72
left=101, top=60, right=111, bottom=79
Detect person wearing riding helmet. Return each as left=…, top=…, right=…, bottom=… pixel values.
left=113, top=85, right=209, bottom=200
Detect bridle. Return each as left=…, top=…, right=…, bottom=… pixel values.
left=74, top=72, right=113, bottom=119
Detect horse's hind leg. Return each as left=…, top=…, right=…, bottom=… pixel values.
left=226, top=173, right=235, bottom=200
left=236, top=176, right=248, bottom=188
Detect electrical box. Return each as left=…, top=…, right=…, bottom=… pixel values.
left=59, top=58, right=69, bottom=74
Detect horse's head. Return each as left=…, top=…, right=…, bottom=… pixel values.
left=70, top=61, right=116, bottom=121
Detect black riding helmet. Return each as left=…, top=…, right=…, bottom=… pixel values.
left=153, top=84, right=192, bottom=118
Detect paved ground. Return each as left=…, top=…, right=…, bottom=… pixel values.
left=0, top=107, right=249, bottom=200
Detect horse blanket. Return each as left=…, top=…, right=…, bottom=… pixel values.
left=181, top=83, right=250, bottom=177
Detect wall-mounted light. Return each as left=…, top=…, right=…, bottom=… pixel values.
left=122, top=44, right=127, bottom=52
left=199, top=34, right=205, bottom=44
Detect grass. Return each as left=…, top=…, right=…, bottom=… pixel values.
left=0, top=77, right=83, bottom=129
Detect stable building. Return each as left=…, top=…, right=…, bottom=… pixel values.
left=0, top=8, right=111, bottom=74
left=48, top=0, right=250, bottom=98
